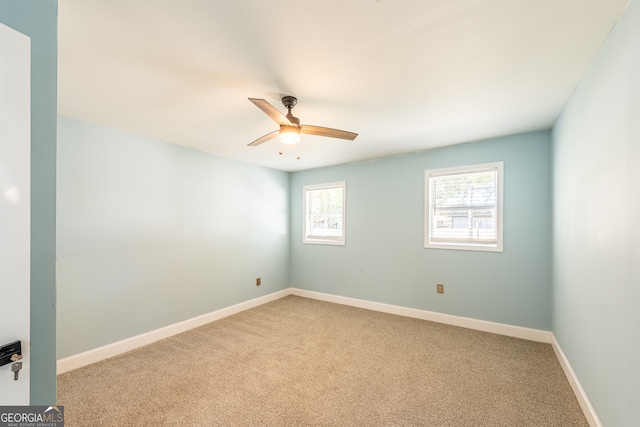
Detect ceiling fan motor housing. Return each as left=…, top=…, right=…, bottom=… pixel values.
left=286, top=114, right=300, bottom=126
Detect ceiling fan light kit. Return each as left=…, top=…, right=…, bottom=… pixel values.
left=279, top=125, right=301, bottom=145
left=247, top=96, right=358, bottom=154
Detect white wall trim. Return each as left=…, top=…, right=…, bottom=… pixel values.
left=290, top=288, right=552, bottom=343
left=292, top=289, right=604, bottom=423
left=58, top=287, right=598, bottom=427
left=58, top=287, right=551, bottom=375
left=551, top=334, right=602, bottom=427
left=57, top=289, right=290, bottom=374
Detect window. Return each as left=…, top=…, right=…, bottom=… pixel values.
left=303, top=181, right=346, bottom=245
left=425, top=162, right=503, bottom=252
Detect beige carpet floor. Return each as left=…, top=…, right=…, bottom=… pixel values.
left=57, top=295, right=587, bottom=426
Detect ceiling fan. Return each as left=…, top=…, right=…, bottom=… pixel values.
left=247, top=96, right=358, bottom=150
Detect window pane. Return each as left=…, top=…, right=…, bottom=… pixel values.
left=304, top=182, right=346, bottom=245
left=430, top=170, right=497, bottom=243
left=308, top=187, right=342, bottom=236
left=425, top=163, right=502, bottom=252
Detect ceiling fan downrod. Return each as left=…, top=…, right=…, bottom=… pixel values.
left=281, top=96, right=300, bottom=125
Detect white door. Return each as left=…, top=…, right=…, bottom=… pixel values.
left=0, top=22, right=31, bottom=405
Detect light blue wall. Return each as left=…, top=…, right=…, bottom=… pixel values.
left=0, top=0, right=58, bottom=404
left=57, top=117, right=289, bottom=358
left=290, top=131, right=552, bottom=330
left=552, top=0, right=640, bottom=425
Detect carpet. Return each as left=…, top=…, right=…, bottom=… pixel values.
left=57, top=295, right=587, bottom=426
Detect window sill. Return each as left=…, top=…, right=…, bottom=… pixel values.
left=425, top=242, right=503, bottom=252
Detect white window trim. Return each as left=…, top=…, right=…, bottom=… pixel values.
left=303, top=181, right=346, bottom=245
left=424, top=162, right=503, bottom=252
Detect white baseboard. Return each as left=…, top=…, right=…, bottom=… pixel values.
left=58, top=287, right=550, bottom=375
left=292, top=289, right=601, bottom=424
left=551, top=335, right=602, bottom=427
left=57, top=287, right=598, bottom=427
left=291, top=288, right=552, bottom=343
left=57, top=288, right=602, bottom=427
left=56, top=289, right=291, bottom=374
left=291, top=288, right=602, bottom=427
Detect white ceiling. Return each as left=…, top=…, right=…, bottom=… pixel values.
left=58, top=0, right=628, bottom=172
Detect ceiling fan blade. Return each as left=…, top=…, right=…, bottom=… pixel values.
left=248, top=130, right=279, bottom=146
left=301, top=125, right=358, bottom=140
left=248, top=98, right=292, bottom=125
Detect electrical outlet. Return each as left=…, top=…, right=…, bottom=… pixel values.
left=256, top=278, right=261, bottom=286
left=437, top=284, right=444, bottom=294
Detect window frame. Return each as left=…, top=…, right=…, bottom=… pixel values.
left=424, top=162, right=503, bottom=252
left=303, top=181, right=346, bottom=246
